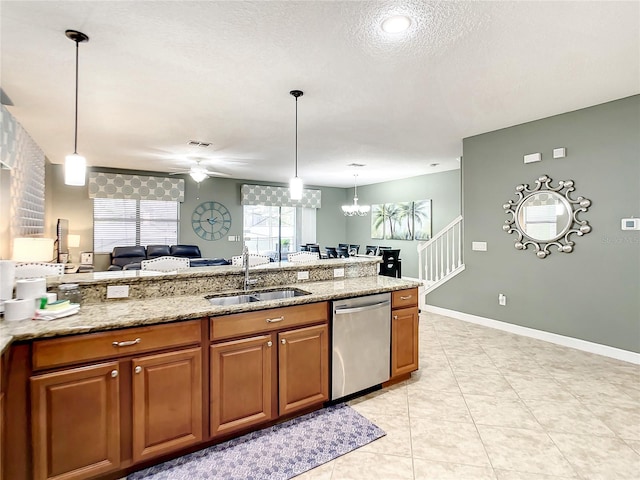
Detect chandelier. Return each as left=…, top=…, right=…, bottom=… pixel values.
left=342, top=173, right=370, bottom=216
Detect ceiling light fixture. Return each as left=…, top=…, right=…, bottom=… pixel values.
left=381, top=15, right=412, bottom=34
left=342, top=172, right=370, bottom=217
left=189, top=167, right=208, bottom=183
left=289, top=89, right=304, bottom=200
left=64, top=29, right=89, bottom=186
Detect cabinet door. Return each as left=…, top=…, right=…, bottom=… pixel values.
left=210, top=334, right=274, bottom=436
left=391, top=307, right=419, bottom=378
left=31, top=362, right=120, bottom=480
left=132, top=347, right=203, bottom=463
left=278, top=324, right=329, bottom=415
left=0, top=393, right=3, bottom=480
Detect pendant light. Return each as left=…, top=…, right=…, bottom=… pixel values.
left=64, top=29, right=89, bottom=186
left=289, top=90, right=304, bottom=200
left=342, top=173, right=371, bottom=216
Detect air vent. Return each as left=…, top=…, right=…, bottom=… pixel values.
left=188, top=140, right=212, bottom=147
left=347, top=163, right=366, bottom=168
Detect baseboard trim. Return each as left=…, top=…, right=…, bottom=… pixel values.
left=422, top=305, right=640, bottom=365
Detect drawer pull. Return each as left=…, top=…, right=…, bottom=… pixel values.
left=111, top=370, right=118, bottom=378
left=281, top=339, right=287, bottom=345
left=134, top=366, right=142, bottom=374
left=267, top=341, right=273, bottom=347
left=112, top=338, right=141, bottom=348
left=400, top=295, right=413, bottom=300
left=393, top=315, right=398, bottom=320
left=265, top=316, right=284, bottom=323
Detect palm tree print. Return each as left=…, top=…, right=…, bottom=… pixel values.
left=413, top=199, right=432, bottom=240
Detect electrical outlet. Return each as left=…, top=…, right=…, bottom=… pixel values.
left=107, top=285, right=130, bottom=299
left=333, top=268, right=345, bottom=278
left=297, top=271, right=309, bottom=281
left=498, top=293, right=506, bottom=306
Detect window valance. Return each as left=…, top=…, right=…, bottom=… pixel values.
left=241, top=184, right=321, bottom=208
left=88, top=172, right=185, bottom=202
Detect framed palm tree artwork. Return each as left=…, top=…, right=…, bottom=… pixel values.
left=387, top=201, right=413, bottom=240
left=413, top=199, right=432, bottom=240
left=371, top=204, right=385, bottom=239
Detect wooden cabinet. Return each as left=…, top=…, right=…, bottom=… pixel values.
left=30, top=320, right=203, bottom=480
left=278, top=324, right=328, bottom=415
left=31, top=362, right=121, bottom=480
left=210, top=303, right=329, bottom=438
left=210, top=334, right=275, bottom=436
left=0, top=352, right=4, bottom=480
left=132, top=347, right=203, bottom=462
left=390, top=288, right=419, bottom=380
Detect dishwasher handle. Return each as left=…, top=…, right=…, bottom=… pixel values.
left=334, top=300, right=390, bottom=315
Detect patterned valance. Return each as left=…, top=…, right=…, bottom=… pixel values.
left=89, top=172, right=185, bottom=201
left=241, top=184, right=321, bottom=208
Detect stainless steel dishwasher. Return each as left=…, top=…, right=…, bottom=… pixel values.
left=331, top=292, right=391, bottom=400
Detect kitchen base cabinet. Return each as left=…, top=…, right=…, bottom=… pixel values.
left=210, top=335, right=275, bottom=437
left=132, top=347, right=203, bottom=463
left=390, top=288, right=419, bottom=380
left=31, top=362, right=121, bottom=480
left=278, top=324, right=328, bottom=415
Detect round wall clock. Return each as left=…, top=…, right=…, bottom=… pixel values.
left=191, top=201, right=232, bottom=241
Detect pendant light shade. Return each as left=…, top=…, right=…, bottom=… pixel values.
left=342, top=173, right=370, bottom=216
left=64, top=29, right=89, bottom=186
left=289, top=89, right=304, bottom=200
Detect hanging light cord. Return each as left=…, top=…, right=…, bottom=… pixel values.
left=294, top=95, right=298, bottom=177
left=73, top=38, right=79, bottom=154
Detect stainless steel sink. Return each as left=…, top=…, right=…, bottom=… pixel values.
left=206, top=288, right=310, bottom=306
left=206, top=294, right=261, bottom=306
left=252, top=289, right=309, bottom=301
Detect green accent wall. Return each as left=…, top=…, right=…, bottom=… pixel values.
left=427, top=95, right=640, bottom=353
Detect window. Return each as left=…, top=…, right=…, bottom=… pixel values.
left=93, top=198, right=179, bottom=253
left=242, top=205, right=316, bottom=260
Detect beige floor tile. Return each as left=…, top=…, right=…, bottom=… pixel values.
left=447, top=352, right=501, bottom=374
left=454, top=371, right=518, bottom=398
left=413, top=458, right=497, bottom=479
left=465, top=394, right=542, bottom=430
left=549, top=432, right=640, bottom=480
left=523, top=397, right=616, bottom=437
left=476, top=425, right=577, bottom=477
left=356, top=411, right=412, bottom=457
left=502, top=372, right=576, bottom=401
left=330, top=451, right=414, bottom=480
left=580, top=400, right=640, bottom=440
left=295, top=460, right=335, bottom=479
left=410, top=417, right=492, bottom=467
left=624, top=439, right=640, bottom=455
left=408, top=388, right=472, bottom=423
left=494, top=470, right=577, bottom=479
left=407, top=366, right=460, bottom=393
left=348, top=383, right=408, bottom=417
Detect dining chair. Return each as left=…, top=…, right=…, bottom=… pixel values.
left=287, top=251, right=320, bottom=263
left=15, top=262, right=65, bottom=279
left=230, top=254, right=271, bottom=267
left=140, top=256, right=190, bottom=272
left=325, top=247, right=338, bottom=258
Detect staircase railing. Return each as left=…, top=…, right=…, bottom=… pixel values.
left=417, top=215, right=465, bottom=295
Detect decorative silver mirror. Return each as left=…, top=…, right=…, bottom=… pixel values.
left=503, top=175, right=591, bottom=258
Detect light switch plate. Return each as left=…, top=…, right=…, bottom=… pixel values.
left=107, top=285, right=129, bottom=298
left=297, top=271, right=309, bottom=281
left=553, top=147, right=566, bottom=159
left=472, top=241, right=487, bottom=251
left=523, top=153, right=542, bottom=164
left=333, top=268, right=345, bottom=278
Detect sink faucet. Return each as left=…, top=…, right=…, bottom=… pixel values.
left=242, top=245, right=259, bottom=291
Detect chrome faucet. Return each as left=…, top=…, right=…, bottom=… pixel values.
left=242, top=245, right=258, bottom=291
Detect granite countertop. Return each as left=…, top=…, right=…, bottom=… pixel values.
left=0, top=275, right=420, bottom=353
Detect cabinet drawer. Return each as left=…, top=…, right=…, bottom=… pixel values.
left=33, top=320, right=202, bottom=370
left=211, top=302, right=328, bottom=341
left=392, top=288, right=418, bottom=309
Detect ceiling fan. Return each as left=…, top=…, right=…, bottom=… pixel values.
left=169, top=160, right=231, bottom=183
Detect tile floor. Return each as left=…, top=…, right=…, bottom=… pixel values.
left=298, top=312, right=640, bottom=480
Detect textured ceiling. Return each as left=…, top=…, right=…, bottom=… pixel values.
left=1, top=1, right=638, bottom=188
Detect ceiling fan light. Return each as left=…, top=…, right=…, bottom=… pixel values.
left=189, top=169, right=208, bottom=183
left=289, top=176, right=303, bottom=200
left=64, top=153, right=86, bottom=186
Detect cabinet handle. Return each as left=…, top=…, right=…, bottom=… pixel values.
left=400, top=295, right=412, bottom=300
left=111, top=370, right=118, bottom=378
left=281, top=339, right=286, bottom=345
left=112, top=337, right=141, bottom=347
left=134, top=366, right=142, bottom=374
left=265, top=316, right=284, bottom=323
left=393, top=315, right=398, bottom=320
left=267, top=341, right=273, bottom=347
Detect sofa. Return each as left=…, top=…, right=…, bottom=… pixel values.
left=107, top=245, right=230, bottom=270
